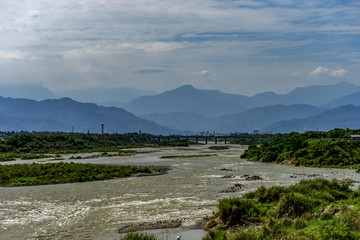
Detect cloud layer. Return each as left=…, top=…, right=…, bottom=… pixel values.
left=0, top=0, right=359, bottom=95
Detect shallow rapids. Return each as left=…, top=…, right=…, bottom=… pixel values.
left=1, top=145, right=359, bottom=240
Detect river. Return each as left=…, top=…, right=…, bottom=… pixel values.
left=1, top=145, right=359, bottom=240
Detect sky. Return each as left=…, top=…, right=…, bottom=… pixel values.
left=0, top=0, right=359, bottom=96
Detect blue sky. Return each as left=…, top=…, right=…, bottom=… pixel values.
left=0, top=0, right=359, bottom=95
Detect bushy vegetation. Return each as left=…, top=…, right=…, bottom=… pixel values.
left=241, top=129, right=360, bottom=168
left=218, top=198, right=267, bottom=226
left=0, top=162, right=152, bottom=186
left=120, top=232, right=158, bottom=240
left=230, top=133, right=286, bottom=145
left=203, top=178, right=360, bottom=240
left=159, top=139, right=189, bottom=146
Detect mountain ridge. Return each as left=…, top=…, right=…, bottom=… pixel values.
left=123, top=81, right=360, bottom=116
left=1, top=81, right=360, bottom=134
left=263, top=105, right=360, bottom=133
left=0, top=96, right=174, bottom=134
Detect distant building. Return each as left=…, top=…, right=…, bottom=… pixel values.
left=199, top=131, right=209, bottom=136
left=351, top=135, right=360, bottom=140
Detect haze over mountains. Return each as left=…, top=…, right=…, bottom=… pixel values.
left=57, top=87, right=156, bottom=105
left=0, top=81, right=360, bottom=134
left=0, top=97, right=172, bottom=134
left=0, top=84, right=59, bottom=101
left=263, top=105, right=360, bottom=133
left=124, top=82, right=360, bottom=116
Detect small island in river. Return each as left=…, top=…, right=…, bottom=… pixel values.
left=0, top=162, right=169, bottom=187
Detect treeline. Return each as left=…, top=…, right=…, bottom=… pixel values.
left=0, top=132, right=188, bottom=161
left=231, top=128, right=360, bottom=145
left=203, top=178, right=360, bottom=240
left=0, top=162, right=152, bottom=186
left=241, top=128, right=360, bottom=168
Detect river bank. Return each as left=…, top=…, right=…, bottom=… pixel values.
left=1, top=144, right=360, bottom=240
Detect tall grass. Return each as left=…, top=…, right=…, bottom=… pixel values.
left=203, top=178, right=360, bottom=240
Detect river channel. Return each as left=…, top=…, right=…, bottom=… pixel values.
left=1, top=144, right=360, bottom=240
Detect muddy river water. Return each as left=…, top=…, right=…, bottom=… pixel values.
left=1, top=145, right=360, bottom=240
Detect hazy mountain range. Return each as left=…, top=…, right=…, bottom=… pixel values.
left=263, top=105, right=360, bottom=133
left=0, top=84, right=156, bottom=104
left=1, top=81, right=360, bottom=134
left=0, top=97, right=172, bottom=134
left=123, top=82, right=360, bottom=116
left=326, top=92, right=360, bottom=109
left=0, top=84, right=59, bottom=101
left=56, top=87, right=156, bottom=104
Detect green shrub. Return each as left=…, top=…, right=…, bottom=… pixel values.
left=218, top=198, right=262, bottom=226
left=203, top=230, right=227, bottom=240
left=121, top=232, right=158, bottom=240
left=244, top=191, right=256, bottom=199
left=320, top=212, right=333, bottom=221
left=275, top=193, right=311, bottom=218
left=293, top=218, right=307, bottom=230
left=262, top=151, right=278, bottom=162
left=321, top=221, right=360, bottom=240
left=228, top=230, right=259, bottom=240
left=256, top=186, right=287, bottom=203
left=340, top=208, right=360, bottom=232
left=206, top=178, right=360, bottom=240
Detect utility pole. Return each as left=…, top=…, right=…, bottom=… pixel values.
left=101, top=124, right=104, bottom=135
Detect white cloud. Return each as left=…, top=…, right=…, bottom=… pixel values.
left=0, top=50, right=28, bottom=60
left=311, top=66, right=329, bottom=76
left=0, top=0, right=358, bottom=94
left=331, top=69, right=348, bottom=77
left=193, top=70, right=212, bottom=77
left=310, top=66, right=349, bottom=78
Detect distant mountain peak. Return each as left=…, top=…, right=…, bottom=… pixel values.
left=0, top=83, right=59, bottom=101
left=177, top=84, right=195, bottom=89
left=172, top=85, right=197, bottom=92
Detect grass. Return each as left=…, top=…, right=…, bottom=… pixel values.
left=121, top=232, right=158, bottom=240
left=0, top=162, right=154, bottom=186
left=203, top=178, right=360, bottom=240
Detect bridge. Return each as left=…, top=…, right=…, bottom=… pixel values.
left=148, top=135, right=250, bottom=144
